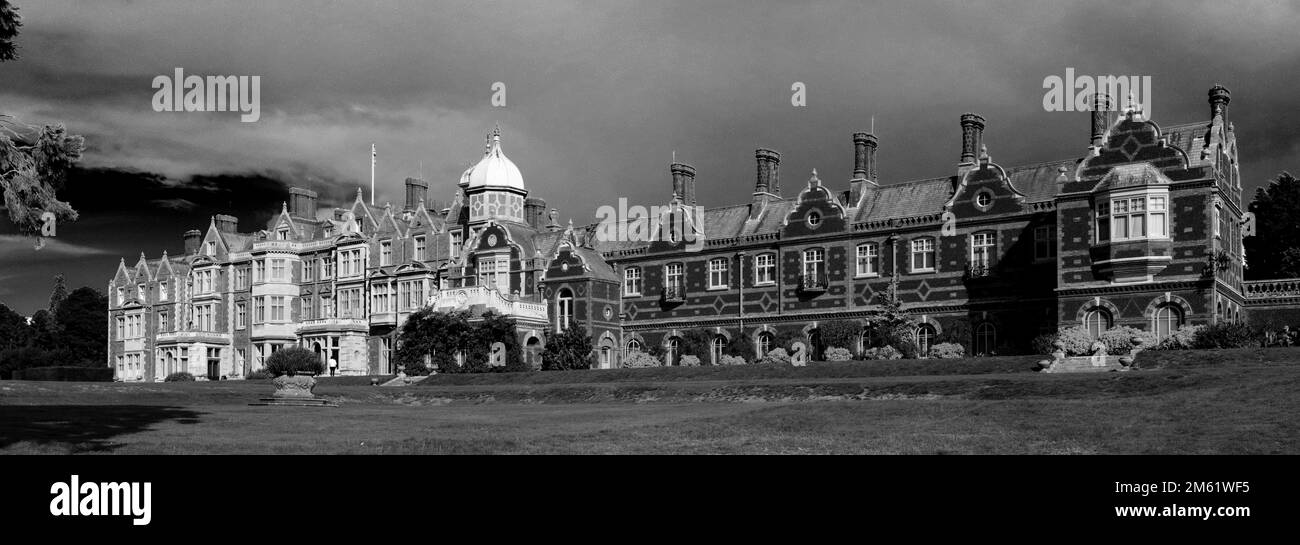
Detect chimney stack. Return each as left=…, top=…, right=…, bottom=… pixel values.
left=214, top=214, right=238, bottom=233
left=524, top=197, right=547, bottom=229
left=404, top=177, right=429, bottom=212
left=850, top=132, right=880, bottom=207
left=1090, top=93, right=1112, bottom=148
left=288, top=187, right=318, bottom=219
left=755, top=148, right=781, bottom=195
left=960, top=113, right=985, bottom=165
left=183, top=230, right=202, bottom=255
left=1209, top=84, right=1231, bottom=121
left=671, top=163, right=697, bottom=206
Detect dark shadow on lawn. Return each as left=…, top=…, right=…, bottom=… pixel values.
left=0, top=405, right=203, bottom=453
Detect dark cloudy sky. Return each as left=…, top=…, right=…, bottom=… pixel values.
left=1, top=0, right=1298, bottom=314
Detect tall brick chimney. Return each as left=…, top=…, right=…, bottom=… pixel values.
left=288, top=187, right=318, bottom=219
left=524, top=197, right=547, bottom=229
left=750, top=148, right=781, bottom=220
left=404, top=177, right=429, bottom=212
left=960, top=113, right=985, bottom=165
left=672, top=163, right=697, bottom=207
left=183, top=230, right=202, bottom=255
left=1091, top=93, right=1112, bottom=148
left=849, top=132, right=879, bottom=207
left=214, top=214, right=238, bottom=233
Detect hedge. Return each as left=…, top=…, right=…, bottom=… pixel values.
left=11, top=366, right=115, bottom=382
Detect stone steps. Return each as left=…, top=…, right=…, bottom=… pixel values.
left=380, top=375, right=430, bottom=387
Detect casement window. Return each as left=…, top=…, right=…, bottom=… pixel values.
left=757, top=332, right=774, bottom=356
left=970, top=231, right=996, bottom=269
left=478, top=256, right=509, bottom=291
left=236, top=269, right=248, bottom=289
left=665, top=263, right=684, bottom=291
left=116, top=287, right=125, bottom=305
left=158, top=311, right=168, bottom=333
left=372, top=284, right=390, bottom=313
left=236, top=302, right=247, bottom=329
left=270, top=297, right=286, bottom=322
left=380, top=240, right=393, bottom=266
left=253, top=260, right=265, bottom=283
left=303, top=259, right=314, bottom=282
left=1034, top=226, right=1057, bottom=260
left=1098, top=193, right=1169, bottom=242
left=624, top=339, right=642, bottom=357
left=556, top=289, right=574, bottom=332
left=450, top=231, right=463, bottom=257
left=754, top=253, right=776, bottom=285
left=321, top=257, right=333, bottom=280
left=711, top=336, right=726, bottom=365
left=137, top=284, right=145, bottom=300
left=276, top=228, right=289, bottom=240
left=802, top=248, right=824, bottom=278
left=624, top=267, right=642, bottom=296
left=116, top=316, right=125, bottom=339
left=708, top=258, right=729, bottom=289
left=253, top=297, right=265, bottom=324
left=270, top=259, right=286, bottom=281
left=414, top=236, right=426, bottom=261
left=159, top=281, right=168, bottom=301
left=856, top=243, right=879, bottom=277
left=916, top=324, right=936, bottom=356
left=205, top=241, right=216, bottom=255
left=911, top=237, right=936, bottom=272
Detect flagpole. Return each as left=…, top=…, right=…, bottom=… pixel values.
left=370, top=143, right=376, bottom=206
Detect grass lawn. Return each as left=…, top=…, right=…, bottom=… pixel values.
left=0, top=348, right=1296, bottom=454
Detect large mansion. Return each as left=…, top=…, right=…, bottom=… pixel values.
left=108, top=85, right=1292, bottom=380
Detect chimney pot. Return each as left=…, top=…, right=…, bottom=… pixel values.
left=1209, top=84, right=1231, bottom=120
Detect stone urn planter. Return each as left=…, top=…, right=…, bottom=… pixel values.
left=271, top=373, right=318, bottom=399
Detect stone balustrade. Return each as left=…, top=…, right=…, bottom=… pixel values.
left=1243, top=279, right=1300, bottom=299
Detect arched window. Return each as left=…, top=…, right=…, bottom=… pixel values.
left=599, top=345, right=612, bottom=369
left=916, top=324, right=937, bottom=356
left=1153, top=304, right=1183, bottom=338
left=624, top=338, right=642, bottom=357
left=1084, top=308, right=1112, bottom=339
left=556, top=288, right=573, bottom=332
left=757, top=332, right=774, bottom=357
left=860, top=326, right=883, bottom=353
left=525, top=337, right=541, bottom=368
left=974, top=322, right=997, bottom=356
left=666, top=337, right=680, bottom=366
left=711, top=336, right=726, bottom=365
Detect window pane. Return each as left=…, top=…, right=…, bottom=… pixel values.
left=1113, top=199, right=1128, bottom=214
left=1131, top=214, right=1145, bottom=237
left=1150, top=213, right=1165, bottom=237
left=1113, top=216, right=1128, bottom=239
left=1130, top=197, right=1145, bottom=212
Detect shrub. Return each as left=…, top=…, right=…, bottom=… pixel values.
left=678, top=355, right=701, bottom=367
left=1030, top=333, right=1057, bottom=355
left=163, top=372, right=194, bottom=382
left=1052, top=326, right=1096, bottom=356
left=1193, top=322, right=1263, bottom=349
left=723, top=333, right=753, bottom=359
left=245, top=370, right=274, bottom=380
left=928, top=342, right=965, bottom=359
left=718, top=354, right=747, bottom=366
left=756, top=348, right=792, bottom=365
left=542, top=326, right=593, bottom=371
left=862, top=346, right=902, bottom=360
left=1153, top=325, right=1202, bottom=350
left=622, top=351, right=662, bottom=369
left=263, top=347, right=324, bottom=377
left=1098, top=326, right=1156, bottom=355
left=823, top=347, right=852, bottom=361
left=817, top=321, right=860, bottom=357
left=881, top=326, right=920, bottom=359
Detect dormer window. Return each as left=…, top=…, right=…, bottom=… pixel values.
left=159, top=281, right=168, bottom=301
left=205, top=241, right=216, bottom=255
left=277, top=228, right=289, bottom=240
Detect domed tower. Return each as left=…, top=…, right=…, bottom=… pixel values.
left=463, top=125, right=528, bottom=226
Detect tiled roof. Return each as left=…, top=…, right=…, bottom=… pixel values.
left=857, top=176, right=954, bottom=222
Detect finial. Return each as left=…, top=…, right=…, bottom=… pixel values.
left=672, top=150, right=676, bottom=163
left=871, top=115, right=875, bottom=134
left=493, top=123, right=501, bottom=139
left=812, top=168, right=818, bottom=177
left=281, top=201, right=288, bottom=213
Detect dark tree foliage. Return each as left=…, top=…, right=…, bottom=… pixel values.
left=542, top=326, right=593, bottom=371
left=678, top=329, right=713, bottom=359
left=1245, top=172, right=1300, bottom=280
left=773, top=329, right=807, bottom=353
left=723, top=332, right=753, bottom=358
left=394, top=308, right=474, bottom=374
left=0, top=302, right=30, bottom=350
left=816, top=320, right=860, bottom=354
left=1, top=121, right=85, bottom=247
left=27, top=309, right=57, bottom=350
left=469, top=310, right=527, bottom=373
left=54, top=287, right=107, bottom=365
left=0, top=0, right=20, bottom=62
left=264, top=346, right=324, bottom=377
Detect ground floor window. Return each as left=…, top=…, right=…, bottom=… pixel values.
left=756, top=332, right=774, bottom=357
left=1084, top=308, right=1112, bottom=339
left=1153, top=304, right=1183, bottom=338
left=916, top=324, right=936, bottom=356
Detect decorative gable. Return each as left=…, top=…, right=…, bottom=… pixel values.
left=781, top=170, right=847, bottom=238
